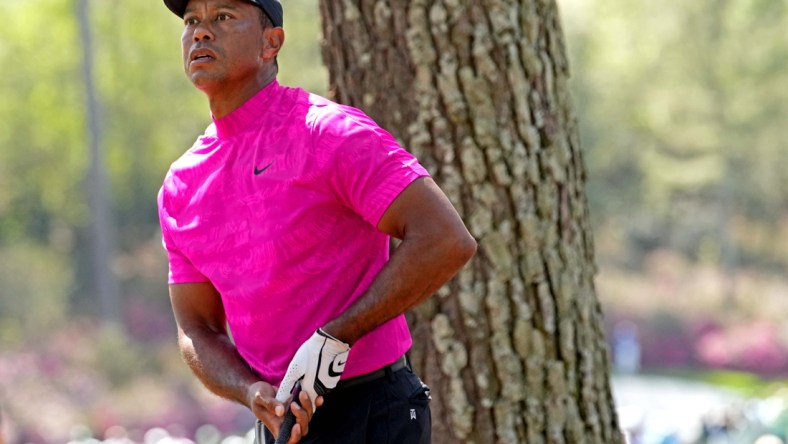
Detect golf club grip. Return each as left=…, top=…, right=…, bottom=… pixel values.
left=275, top=409, right=296, bottom=444
left=274, top=385, right=302, bottom=444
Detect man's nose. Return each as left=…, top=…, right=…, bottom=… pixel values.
left=192, top=22, right=214, bottom=42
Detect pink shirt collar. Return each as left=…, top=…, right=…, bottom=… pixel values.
left=211, top=80, right=280, bottom=138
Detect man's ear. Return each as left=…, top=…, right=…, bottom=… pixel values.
left=262, top=28, right=284, bottom=60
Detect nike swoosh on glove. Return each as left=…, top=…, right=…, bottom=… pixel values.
left=276, top=328, right=351, bottom=411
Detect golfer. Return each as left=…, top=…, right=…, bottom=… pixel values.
left=157, top=0, right=476, bottom=442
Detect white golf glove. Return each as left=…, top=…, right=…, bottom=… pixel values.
left=275, top=328, right=351, bottom=411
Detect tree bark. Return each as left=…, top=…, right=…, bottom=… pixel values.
left=318, top=1, right=622, bottom=443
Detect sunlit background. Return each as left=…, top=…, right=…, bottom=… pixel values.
left=0, top=0, right=786, bottom=443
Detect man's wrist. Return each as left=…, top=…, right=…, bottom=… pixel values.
left=317, top=327, right=348, bottom=345
left=319, top=322, right=356, bottom=346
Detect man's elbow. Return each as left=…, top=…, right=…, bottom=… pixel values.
left=448, top=229, right=477, bottom=269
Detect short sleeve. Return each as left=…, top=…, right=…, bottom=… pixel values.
left=158, top=187, right=209, bottom=285
left=315, top=108, right=430, bottom=226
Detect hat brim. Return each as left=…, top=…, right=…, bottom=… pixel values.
left=163, top=0, right=188, bottom=17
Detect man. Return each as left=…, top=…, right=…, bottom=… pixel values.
left=157, top=0, right=476, bottom=442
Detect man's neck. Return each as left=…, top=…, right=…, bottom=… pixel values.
left=205, top=70, right=277, bottom=120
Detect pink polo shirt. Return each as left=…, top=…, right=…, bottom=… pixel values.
left=157, top=81, right=429, bottom=384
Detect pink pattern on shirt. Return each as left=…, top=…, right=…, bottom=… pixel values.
left=158, top=81, right=429, bottom=384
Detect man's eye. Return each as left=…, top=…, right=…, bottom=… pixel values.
left=217, top=14, right=231, bottom=21
left=184, top=17, right=198, bottom=26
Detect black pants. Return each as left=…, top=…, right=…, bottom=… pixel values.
left=257, top=366, right=431, bottom=444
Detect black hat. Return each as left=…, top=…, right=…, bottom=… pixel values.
left=163, top=0, right=283, bottom=28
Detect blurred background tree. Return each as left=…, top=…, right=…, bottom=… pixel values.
left=560, top=0, right=788, bottom=347
left=564, top=0, right=788, bottom=272
left=0, top=0, right=786, bottom=442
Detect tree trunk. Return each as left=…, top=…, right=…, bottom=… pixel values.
left=318, top=1, right=622, bottom=443
left=77, top=0, right=121, bottom=322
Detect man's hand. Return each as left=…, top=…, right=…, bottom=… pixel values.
left=276, top=329, right=350, bottom=411
left=248, top=381, right=318, bottom=442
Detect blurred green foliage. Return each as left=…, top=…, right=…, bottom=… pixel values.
left=0, top=242, right=72, bottom=344
left=0, top=0, right=326, bottom=345
left=564, top=0, right=788, bottom=270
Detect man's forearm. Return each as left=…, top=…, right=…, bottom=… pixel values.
left=323, top=230, right=476, bottom=345
left=178, top=326, right=262, bottom=406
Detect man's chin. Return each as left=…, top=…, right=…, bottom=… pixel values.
left=188, top=72, right=222, bottom=92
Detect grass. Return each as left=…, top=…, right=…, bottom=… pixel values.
left=645, top=368, right=788, bottom=398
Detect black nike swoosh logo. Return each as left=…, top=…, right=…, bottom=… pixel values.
left=254, top=162, right=274, bottom=176
left=327, top=356, right=347, bottom=378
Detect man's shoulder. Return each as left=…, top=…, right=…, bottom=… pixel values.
left=272, top=80, right=379, bottom=134
left=160, top=127, right=221, bottom=198
left=168, top=124, right=219, bottom=167
left=302, top=93, right=382, bottom=140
